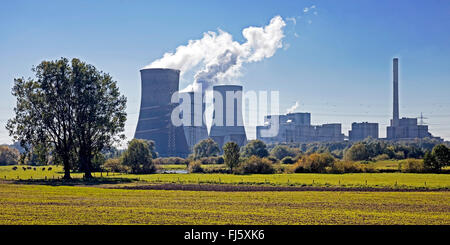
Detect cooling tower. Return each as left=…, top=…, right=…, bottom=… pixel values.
left=209, top=85, right=247, bottom=149
left=134, top=68, right=190, bottom=157
left=180, top=91, right=209, bottom=150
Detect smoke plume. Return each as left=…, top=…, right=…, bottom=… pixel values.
left=286, top=101, right=299, bottom=114
left=145, top=16, right=286, bottom=91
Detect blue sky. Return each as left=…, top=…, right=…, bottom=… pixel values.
left=1, top=0, right=449, bottom=144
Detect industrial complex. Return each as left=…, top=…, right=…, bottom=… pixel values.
left=135, top=58, right=442, bottom=157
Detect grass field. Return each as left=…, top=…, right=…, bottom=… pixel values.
left=115, top=173, right=450, bottom=189
left=0, top=184, right=448, bottom=225
left=1, top=165, right=449, bottom=189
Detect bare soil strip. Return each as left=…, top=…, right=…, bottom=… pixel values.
left=115, top=183, right=449, bottom=192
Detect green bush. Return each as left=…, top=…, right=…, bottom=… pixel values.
left=344, top=143, right=369, bottom=161
left=292, top=153, right=335, bottom=173
left=236, top=156, right=274, bottom=174
left=121, top=139, right=157, bottom=174
left=0, top=145, right=20, bottom=165
left=102, top=158, right=129, bottom=173
left=153, top=157, right=189, bottom=165
left=399, top=159, right=425, bottom=173
left=328, top=161, right=363, bottom=174
left=373, top=153, right=390, bottom=161
left=193, top=138, right=220, bottom=159
left=188, top=161, right=204, bottom=173
left=267, top=156, right=278, bottom=163
left=281, top=156, right=295, bottom=164
left=241, top=140, right=269, bottom=158
left=198, top=156, right=224, bottom=165
left=270, top=145, right=297, bottom=160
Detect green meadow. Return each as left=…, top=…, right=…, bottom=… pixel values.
left=0, top=184, right=448, bottom=225
left=1, top=165, right=449, bottom=189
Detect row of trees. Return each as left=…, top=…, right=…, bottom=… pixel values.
left=6, top=58, right=127, bottom=179
left=189, top=138, right=450, bottom=174
left=272, top=137, right=446, bottom=160
left=193, top=137, right=448, bottom=166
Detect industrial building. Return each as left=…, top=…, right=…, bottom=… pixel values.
left=134, top=68, right=190, bottom=157
left=257, top=112, right=345, bottom=144
left=209, top=85, right=248, bottom=149
left=180, top=91, right=209, bottom=150
left=349, top=122, right=379, bottom=141
left=386, top=58, right=438, bottom=140
left=133, top=58, right=442, bottom=157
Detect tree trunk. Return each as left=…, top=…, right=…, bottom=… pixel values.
left=62, top=157, right=71, bottom=180
left=80, top=149, right=92, bottom=179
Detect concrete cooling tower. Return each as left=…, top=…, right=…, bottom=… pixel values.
left=134, top=68, right=190, bottom=157
left=180, top=91, right=209, bottom=150
left=209, top=85, right=247, bottom=149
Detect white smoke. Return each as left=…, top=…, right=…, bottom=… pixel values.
left=286, top=101, right=299, bottom=114
left=145, top=16, right=286, bottom=91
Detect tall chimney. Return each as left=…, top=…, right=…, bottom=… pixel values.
left=393, top=58, right=399, bottom=126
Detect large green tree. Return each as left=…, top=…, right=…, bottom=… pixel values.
left=71, top=59, right=127, bottom=178
left=121, top=139, right=156, bottom=174
left=425, top=144, right=450, bottom=172
left=223, top=141, right=240, bottom=172
left=432, top=144, right=450, bottom=167
left=270, top=145, right=297, bottom=160
left=7, top=59, right=75, bottom=179
left=344, top=143, right=369, bottom=161
left=193, top=138, right=220, bottom=159
left=7, top=58, right=127, bottom=179
left=241, top=140, right=269, bottom=158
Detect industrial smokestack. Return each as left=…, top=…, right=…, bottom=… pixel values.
left=393, top=58, right=399, bottom=127
left=134, top=68, right=190, bottom=157
left=209, top=85, right=247, bottom=148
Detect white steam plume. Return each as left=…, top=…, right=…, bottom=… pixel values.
left=145, top=16, right=286, bottom=91
left=286, top=101, right=299, bottom=114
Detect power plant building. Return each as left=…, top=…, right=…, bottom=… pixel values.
left=349, top=122, right=379, bottom=141
left=134, top=68, right=190, bottom=157
left=386, top=58, right=437, bottom=140
left=209, top=85, right=247, bottom=148
left=257, top=112, right=345, bottom=144
left=180, top=91, right=209, bottom=150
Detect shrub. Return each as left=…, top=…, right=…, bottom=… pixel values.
left=193, top=138, right=220, bottom=159
left=362, top=164, right=378, bottom=173
left=424, top=144, right=450, bottom=172
left=328, top=161, right=363, bottom=174
left=236, top=156, right=274, bottom=174
left=153, top=157, right=189, bottom=165
left=281, top=156, right=295, bottom=164
left=241, top=140, right=269, bottom=158
left=121, top=139, right=156, bottom=174
left=292, top=153, right=335, bottom=173
left=195, top=156, right=224, bottom=165
left=399, top=159, right=425, bottom=173
left=373, top=153, right=390, bottom=161
left=188, top=161, right=204, bottom=173
left=394, top=151, right=405, bottom=160
left=344, top=143, right=369, bottom=161
left=103, top=158, right=128, bottom=173
left=270, top=145, right=297, bottom=160
left=0, top=145, right=20, bottom=165
left=267, top=156, right=278, bottom=163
